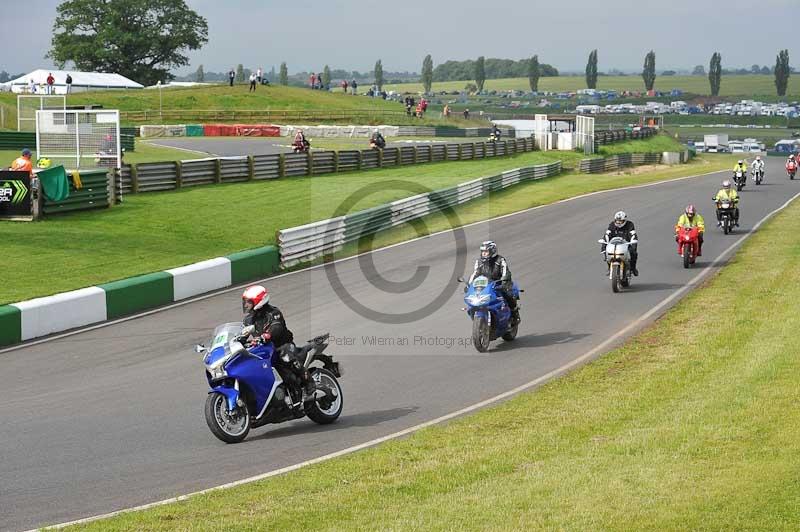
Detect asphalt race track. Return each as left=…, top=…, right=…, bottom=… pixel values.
left=144, top=136, right=474, bottom=157
left=1, top=158, right=794, bottom=531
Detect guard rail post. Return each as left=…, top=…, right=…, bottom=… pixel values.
left=413, top=147, right=419, bottom=164
left=247, top=155, right=255, bottom=181
left=175, top=160, right=183, bottom=189
left=308, top=151, right=314, bottom=176
left=130, top=163, right=139, bottom=194
left=214, top=159, right=222, bottom=184
left=333, top=151, right=340, bottom=172
left=377, top=148, right=384, bottom=168
left=457, top=143, right=463, bottom=160
left=279, top=153, right=286, bottom=178
left=357, top=150, right=363, bottom=171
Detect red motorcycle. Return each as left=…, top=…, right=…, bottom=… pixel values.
left=676, top=225, right=701, bottom=268
left=787, top=162, right=797, bottom=180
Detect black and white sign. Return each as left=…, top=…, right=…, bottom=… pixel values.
left=0, top=171, right=32, bottom=217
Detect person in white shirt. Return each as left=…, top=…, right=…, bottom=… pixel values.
left=249, top=73, right=257, bottom=92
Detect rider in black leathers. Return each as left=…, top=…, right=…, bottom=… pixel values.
left=602, top=210, right=639, bottom=276
left=241, top=285, right=315, bottom=403
left=468, top=240, right=520, bottom=325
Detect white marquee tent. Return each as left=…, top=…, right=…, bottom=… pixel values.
left=0, top=69, right=143, bottom=94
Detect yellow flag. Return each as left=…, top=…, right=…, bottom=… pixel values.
left=71, top=171, right=83, bottom=189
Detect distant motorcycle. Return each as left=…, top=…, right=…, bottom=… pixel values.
left=599, top=236, right=637, bottom=293
left=752, top=167, right=764, bottom=185
left=460, top=275, right=521, bottom=353
left=196, top=323, right=343, bottom=443
left=369, top=136, right=386, bottom=150
left=292, top=138, right=311, bottom=153
left=676, top=225, right=700, bottom=268
left=733, top=169, right=746, bottom=191
left=787, top=162, right=797, bottom=180
left=715, top=200, right=736, bottom=235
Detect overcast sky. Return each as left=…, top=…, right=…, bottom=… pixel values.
left=5, top=0, right=796, bottom=76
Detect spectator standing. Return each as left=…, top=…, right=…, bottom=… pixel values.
left=249, top=72, right=257, bottom=92
left=310, top=73, right=317, bottom=89
left=351, top=79, right=358, bottom=95
left=46, top=73, right=55, bottom=95
left=463, top=108, right=470, bottom=120
left=256, top=67, right=263, bottom=84
left=65, top=73, right=73, bottom=94
left=10, top=148, right=33, bottom=174
left=28, top=79, right=36, bottom=94
left=443, top=104, right=450, bottom=119
left=229, top=68, right=235, bottom=87
left=341, top=79, right=348, bottom=93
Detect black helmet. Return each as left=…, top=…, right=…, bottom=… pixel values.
left=479, top=240, right=497, bottom=263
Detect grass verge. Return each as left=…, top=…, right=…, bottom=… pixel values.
left=61, top=158, right=800, bottom=532
left=596, top=134, right=683, bottom=155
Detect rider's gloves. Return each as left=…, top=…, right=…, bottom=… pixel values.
left=260, top=332, right=271, bottom=343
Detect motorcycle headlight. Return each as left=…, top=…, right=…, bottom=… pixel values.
left=468, top=294, right=490, bottom=305
left=207, top=366, right=227, bottom=380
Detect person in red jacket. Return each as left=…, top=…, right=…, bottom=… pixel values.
left=786, top=154, right=797, bottom=177
left=46, top=73, right=55, bottom=94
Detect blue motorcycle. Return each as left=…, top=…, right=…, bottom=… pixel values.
left=195, top=323, right=343, bottom=444
left=461, top=276, right=522, bottom=352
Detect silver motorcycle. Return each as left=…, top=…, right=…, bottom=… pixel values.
left=598, top=236, right=638, bottom=293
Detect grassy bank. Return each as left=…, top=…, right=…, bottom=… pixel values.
left=596, top=134, right=683, bottom=155
left=0, top=85, right=484, bottom=128
left=62, top=159, right=800, bottom=532
left=385, top=74, right=800, bottom=98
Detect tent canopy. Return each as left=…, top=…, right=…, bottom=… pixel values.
left=2, top=69, right=143, bottom=94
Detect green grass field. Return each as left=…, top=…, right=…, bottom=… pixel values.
left=60, top=149, right=786, bottom=532
left=0, top=150, right=569, bottom=304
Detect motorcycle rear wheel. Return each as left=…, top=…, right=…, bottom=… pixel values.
left=205, top=392, right=251, bottom=444
left=472, top=315, right=491, bottom=352
left=305, top=368, right=344, bottom=425
left=502, top=321, right=518, bottom=342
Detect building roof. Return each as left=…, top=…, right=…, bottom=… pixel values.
left=4, top=69, right=143, bottom=89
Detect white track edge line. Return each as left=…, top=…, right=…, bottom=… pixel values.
left=42, top=188, right=798, bottom=532
left=0, top=164, right=730, bottom=355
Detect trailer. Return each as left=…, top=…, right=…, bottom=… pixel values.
left=704, top=134, right=729, bottom=153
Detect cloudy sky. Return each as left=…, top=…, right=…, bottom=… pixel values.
left=5, top=0, right=796, bottom=76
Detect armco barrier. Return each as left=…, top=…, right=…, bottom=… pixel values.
left=42, top=169, right=111, bottom=214
left=0, top=245, right=281, bottom=347
left=277, top=161, right=562, bottom=267
left=578, top=152, right=663, bottom=173
left=117, top=138, right=537, bottom=194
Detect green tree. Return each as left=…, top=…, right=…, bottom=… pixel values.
left=322, top=65, right=331, bottom=89
left=708, top=52, right=722, bottom=96
left=642, top=50, right=656, bottom=91
left=528, top=55, right=540, bottom=92
left=235, top=64, right=245, bottom=83
left=0, top=71, right=9, bottom=83
left=374, top=59, right=384, bottom=90
left=269, top=66, right=276, bottom=82
left=47, top=0, right=208, bottom=86
left=195, top=64, right=204, bottom=83
left=475, top=56, right=486, bottom=92
left=585, top=49, right=598, bottom=89
left=279, top=62, right=288, bottom=86
left=775, top=49, right=790, bottom=97
left=421, top=54, right=434, bottom=93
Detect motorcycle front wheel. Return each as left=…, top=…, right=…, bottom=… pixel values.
left=472, top=315, right=491, bottom=352
left=611, top=263, right=622, bottom=293
left=683, top=245, right=691, bottom=268
left=205, top=392, right=251, bottom=444
left=305, top=368, right=344, bottom=424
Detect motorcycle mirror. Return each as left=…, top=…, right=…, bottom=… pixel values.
left=194, top=344, right=207, bottom=354
left=597, top=239, right=606, bottom=244
left=457, top=276, right=465, bottom=283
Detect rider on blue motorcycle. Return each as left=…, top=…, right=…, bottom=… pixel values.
left=241, top=285, right=315, bottom=401
left=468, top=241, right=520, bottom=325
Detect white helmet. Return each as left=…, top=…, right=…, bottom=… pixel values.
left=738, top=160, right=744, bottom=165
left=613, top=211, right=627, bottom=227
left=755, top=155, right=761, bottom=161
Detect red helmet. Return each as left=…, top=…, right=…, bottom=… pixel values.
left=242, top=285, right=269, bottom=312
